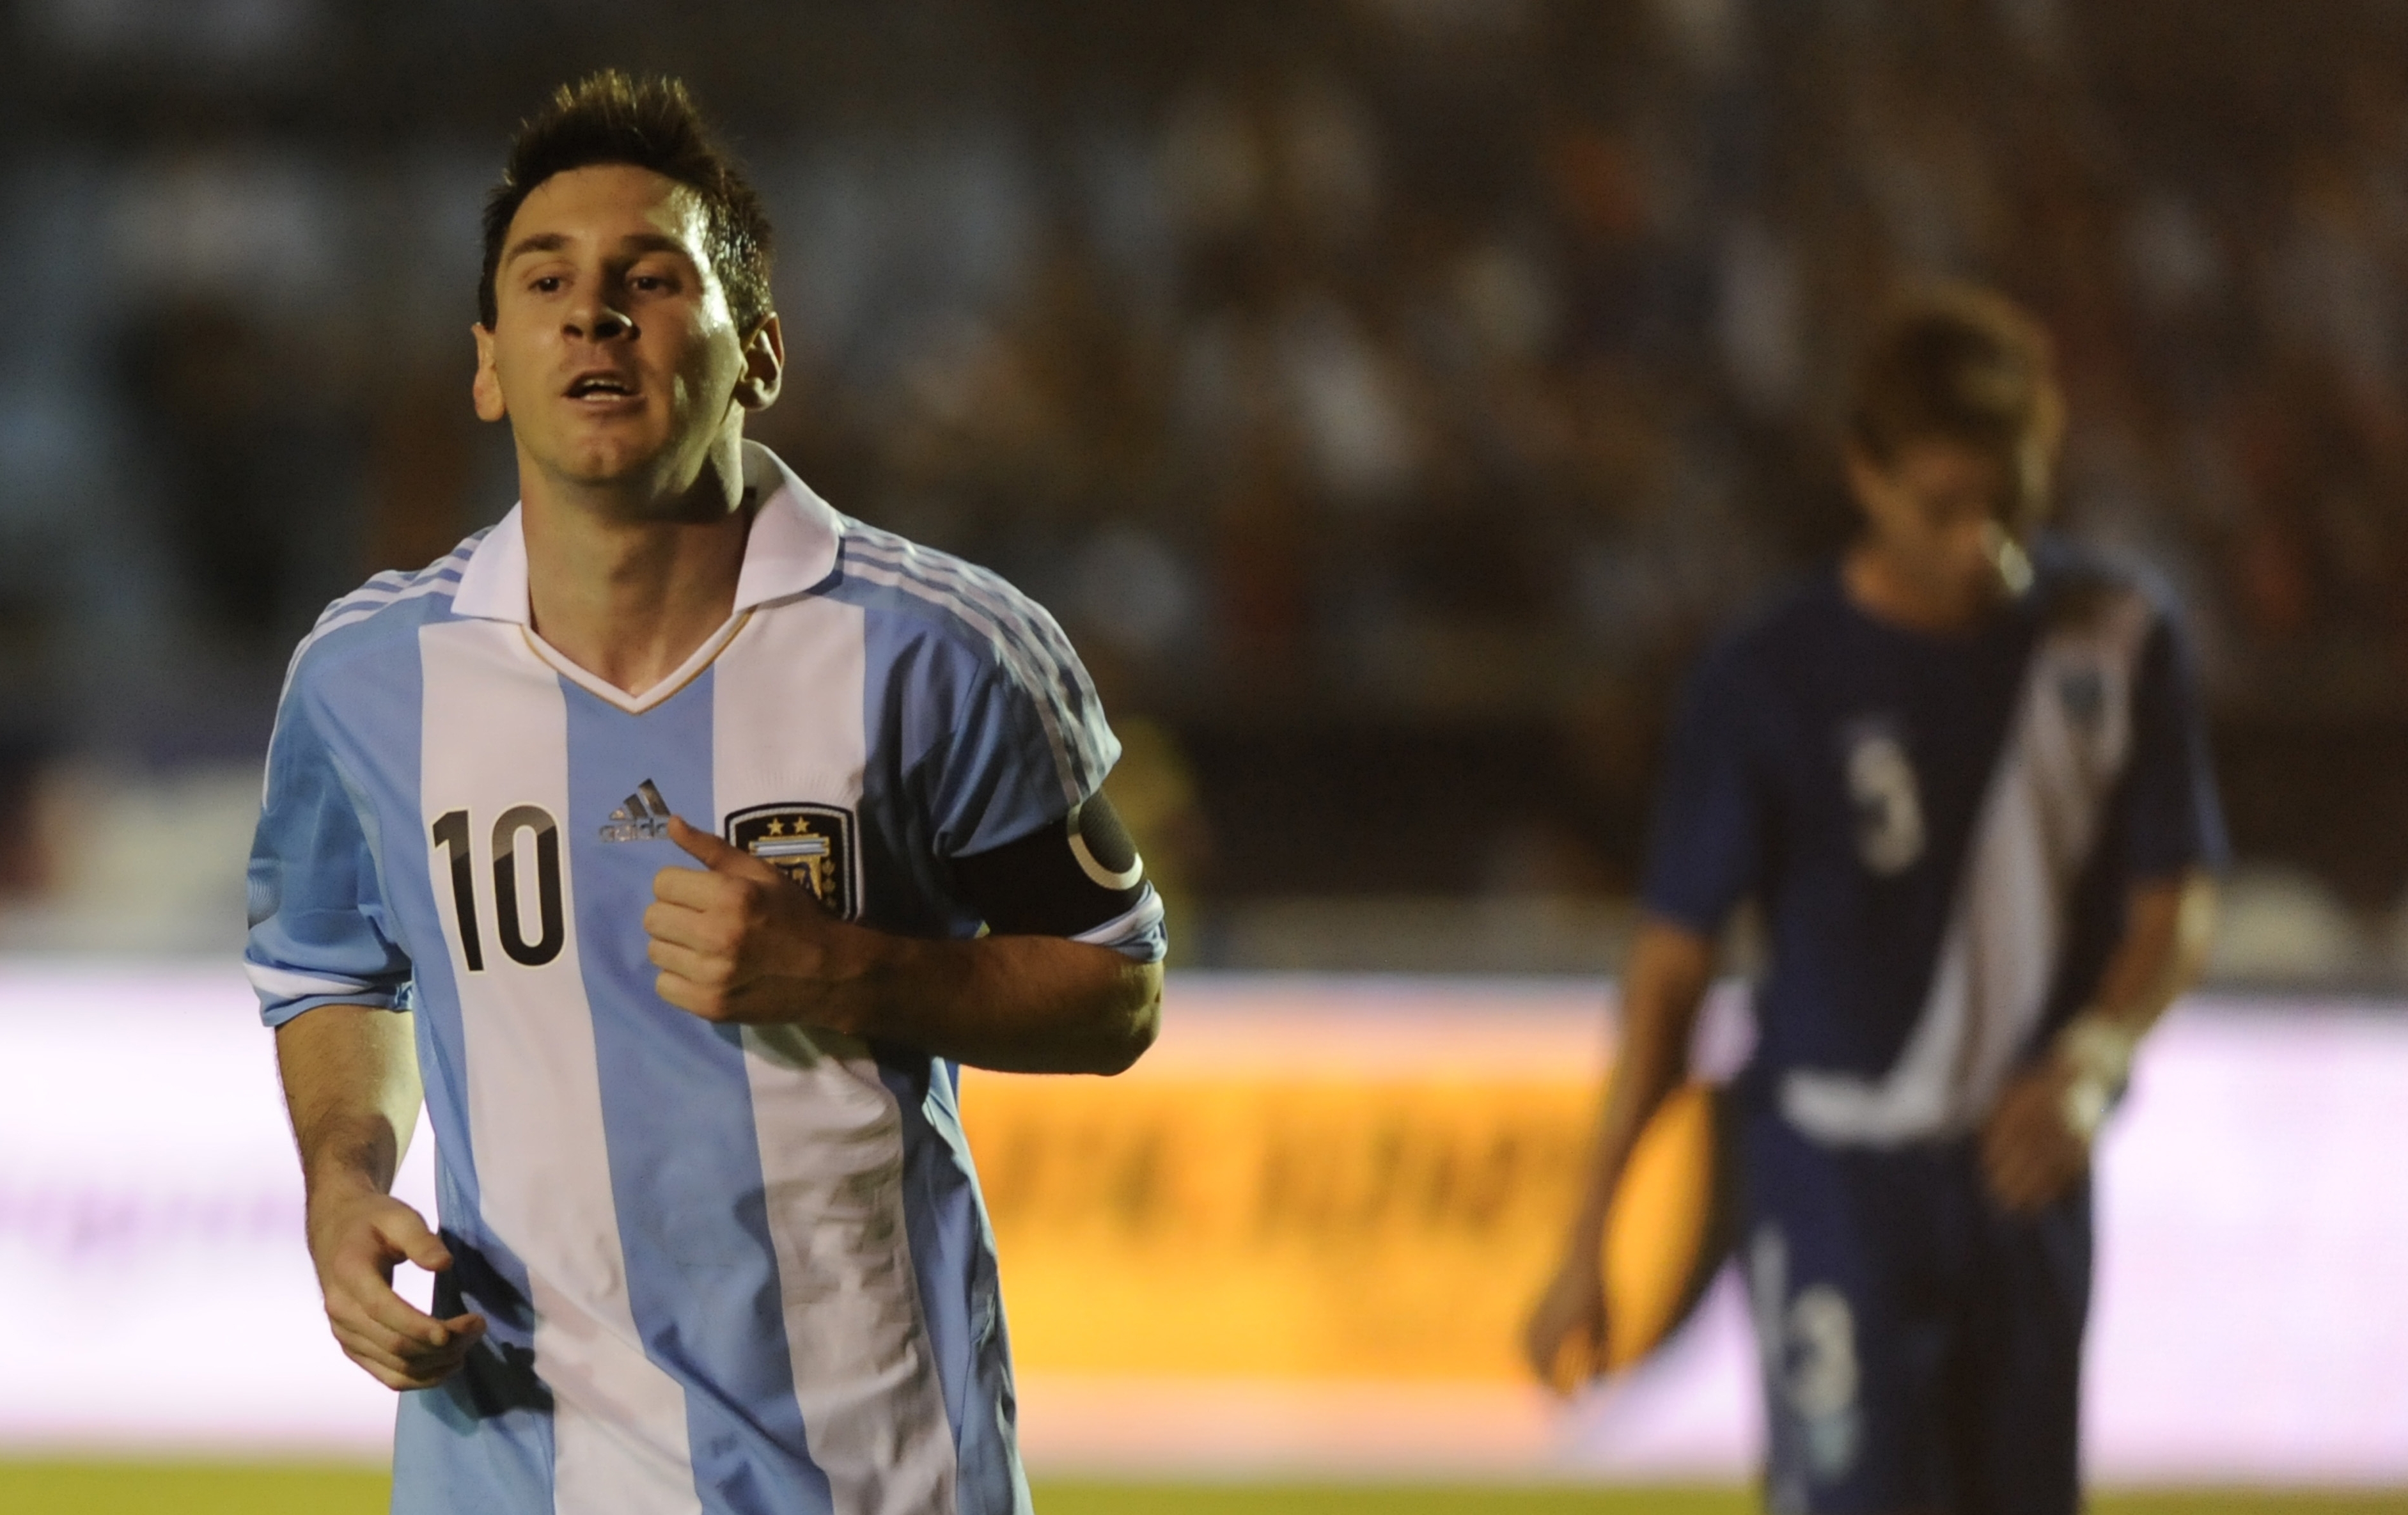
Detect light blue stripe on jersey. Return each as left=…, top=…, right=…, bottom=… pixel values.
left=873, top=1059, right=1029, bottom=1513
left=390, top=1160, right=558, bottom=1514
left=832, top=556, right=1113, bottom=863
left=838, top=528, right=1113, bottom=817
left=561, top=670, right=833, bottom=1515
left=270, top=540, right=478, bottom=745
left=274, top=585, right=558, bottom=1514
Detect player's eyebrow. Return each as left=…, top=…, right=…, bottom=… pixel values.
left=614, top=232, right=693, bottom=259
left=501, top=231, right=572, bottom=267
left=502, top=230, right=698, bottom=267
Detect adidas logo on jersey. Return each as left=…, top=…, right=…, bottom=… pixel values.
left=600, top=780, right=673, bottom=842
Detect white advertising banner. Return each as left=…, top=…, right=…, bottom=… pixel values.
left=0, top=964, right=2400, bottom=1485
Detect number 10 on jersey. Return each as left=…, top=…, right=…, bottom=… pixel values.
left=432, top=806, right=567, bottom=971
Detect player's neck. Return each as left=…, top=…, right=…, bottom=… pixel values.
left=1841, top=544, right=2001, bottom=636
left=517, top=440, right=755, bottom=698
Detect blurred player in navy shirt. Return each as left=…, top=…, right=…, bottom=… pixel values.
left=1526, top=287, right=2224, bottom=1515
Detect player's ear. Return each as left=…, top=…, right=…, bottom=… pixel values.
left=1842, top=442, right=1891, bottom=518
left=2012, top=434, right=2056, bottom=530
left=471, top=324, right=507, bottom=423
left=734, top=313, right=783, bottom=412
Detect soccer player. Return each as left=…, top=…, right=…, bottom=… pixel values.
left=1523, top=287, right=2223, bottom=1515
left=246, top=73, right=1164, bottom=1515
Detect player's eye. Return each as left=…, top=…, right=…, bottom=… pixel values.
left=529, top=275, right=564, bottom=294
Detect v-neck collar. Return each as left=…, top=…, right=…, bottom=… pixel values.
left=449, top=442, right=843, bottom=714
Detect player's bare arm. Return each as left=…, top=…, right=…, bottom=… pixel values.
left=275, top=1005, right=486, bottom=1390
left=1522, top=917, right=1715, bottom=1393
left=645, top=814, right=1161, bottom=1074
left=1980, top=868, right=2218, bottom=1213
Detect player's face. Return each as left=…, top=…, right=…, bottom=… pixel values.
left=1847, top=439, right=2028, bottom=616
left=473, top=164, right=779, bottom=504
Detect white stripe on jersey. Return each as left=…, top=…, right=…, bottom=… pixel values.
left=840, top=553, right=1092, bottom=808
left=1781, top=587, right=2155, bottom=1145
left=842, top=533, right=1090, bottom=686
left=242, top=961, right=396, bottom=1007
left=419, top=618, right=703, bottom=1515
left=841, top=531, right=1098, bottom=738
left=1069, top=886, right=1166, bottom=954
left=712, top=599, right=960, bottom=1515
left=290, top=540, right=476, bottom=670
left=302, top=573, right=462, bottom=649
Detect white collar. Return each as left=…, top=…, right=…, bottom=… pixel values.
left=451, top=441, right=845, bottom=626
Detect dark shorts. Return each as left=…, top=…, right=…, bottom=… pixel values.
left=1739, top=1103, right=2091, bottom=1515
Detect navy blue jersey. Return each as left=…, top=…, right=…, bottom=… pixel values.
left=1644, top=540, right=2225, bottom=1144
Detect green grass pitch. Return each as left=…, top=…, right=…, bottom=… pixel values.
left=0, top=1464, right=2403, bottom=1514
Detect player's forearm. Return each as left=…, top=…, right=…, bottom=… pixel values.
left=1565, top=918, right=1715, bottom=1250
left=276, top=1005, right=425, bottom=1203
left=832, top=927, right=1163, bottom=1074
left=2083, top=870, right=2217, bottom=1039
left=2045, top=870, right=2216, bottom=1130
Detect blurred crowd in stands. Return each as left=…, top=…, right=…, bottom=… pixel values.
left=4, top=0, right=2408, bottom=934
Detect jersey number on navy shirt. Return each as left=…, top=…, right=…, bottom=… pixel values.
left=1841, top=721, right=1925, bottom=877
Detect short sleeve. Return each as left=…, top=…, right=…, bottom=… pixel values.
left=919, top=609, right=1122, bottom=863
left=2121, top=613, right=2229, bottom=881
left=245, top=677, right=413, bottom=1027
left=1641, top=649, right=1770, bottom=936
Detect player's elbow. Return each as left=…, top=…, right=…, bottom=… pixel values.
left=1084, top=961, right=1162, bottom=1076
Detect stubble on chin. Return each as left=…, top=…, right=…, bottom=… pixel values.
left=542, top=430, right=740, bottom=524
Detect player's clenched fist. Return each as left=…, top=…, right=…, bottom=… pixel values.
left=646, top=813, right=877, bottom=1028
left=1522, top=1248, right=1611, bottom=1397
left=305, top=1186, right=485, bottom=1391
left=1978, top=1058, right=2093, bottom=1214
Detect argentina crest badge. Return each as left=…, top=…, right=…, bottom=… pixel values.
left=725, top=803, right=860, bottom=920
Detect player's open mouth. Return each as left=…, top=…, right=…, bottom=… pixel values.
left=565, top=373, right=641, bottom=402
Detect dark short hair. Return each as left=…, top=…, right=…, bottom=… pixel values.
left=1848, top=285, right=2065, bottom=520
left=478, top=71, right=774, bottom=336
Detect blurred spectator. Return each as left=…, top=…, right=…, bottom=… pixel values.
left=10, top=0, right=2408, bottom=934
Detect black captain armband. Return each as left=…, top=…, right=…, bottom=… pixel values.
left=950, top=793, right=1149, bottom=938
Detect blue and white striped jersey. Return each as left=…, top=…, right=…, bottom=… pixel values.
left=246, top=443, right=1163, bottom=1515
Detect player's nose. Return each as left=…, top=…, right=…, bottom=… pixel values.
left=1945, top=512, right=1996, bottom=556
left=563, top=304, right=636, bottom=342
